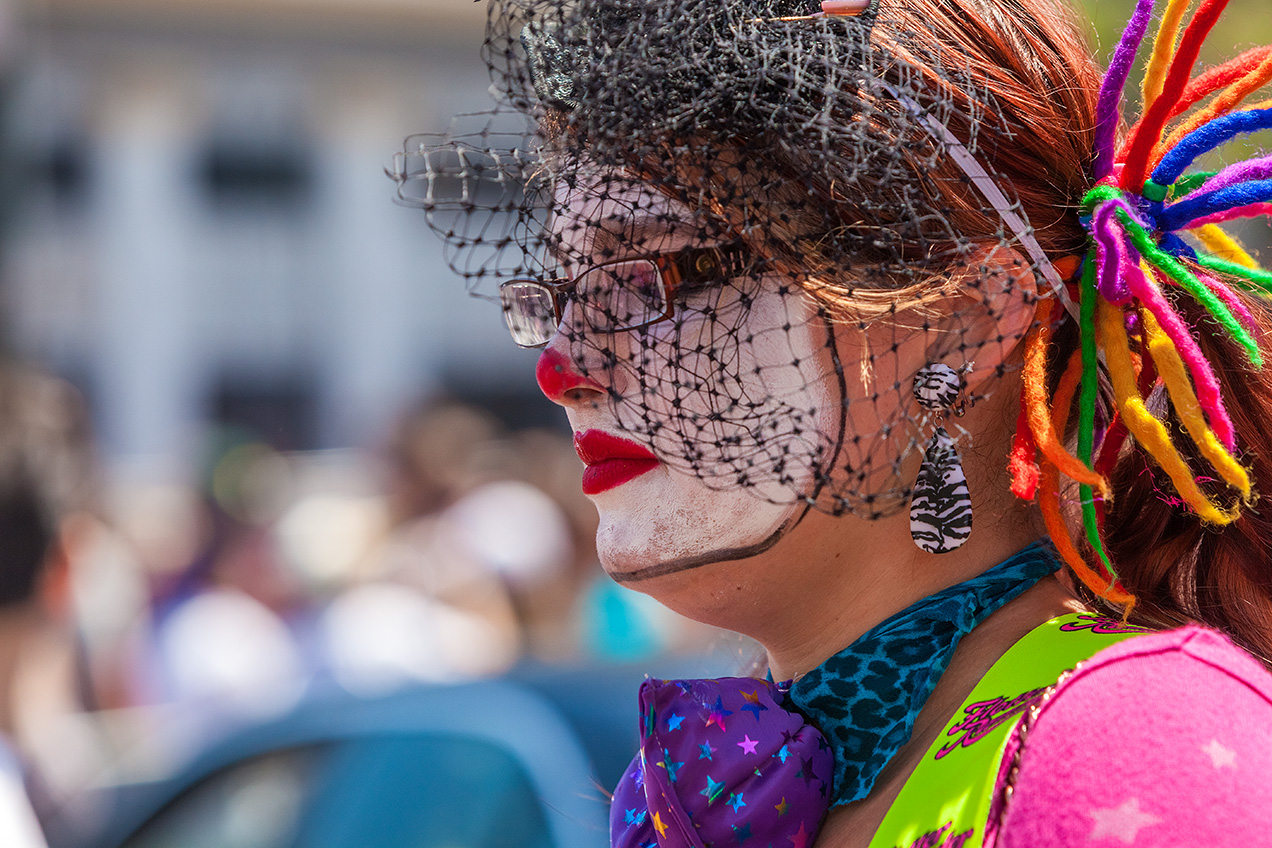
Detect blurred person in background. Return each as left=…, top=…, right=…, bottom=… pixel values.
left=0, top=738, right=46, bottom=847
left=140, top=430, right=311, bottom=717
left=327, top=400, right=534, bottom=690
left=371, top=399, right=711, bottom=665
left=0, top=361, right=97, bottom=845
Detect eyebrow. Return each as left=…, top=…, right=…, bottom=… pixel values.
left=547, top=216, right=693, bottom=267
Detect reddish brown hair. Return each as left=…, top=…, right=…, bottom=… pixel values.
left=873, top=0, right=1272, bottom=663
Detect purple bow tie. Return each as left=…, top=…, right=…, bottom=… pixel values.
left=611, top=677, right=834, bottom=848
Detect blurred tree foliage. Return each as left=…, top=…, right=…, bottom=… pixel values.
left=1075, top=0, right=1272, bottom=65
left=1070, top=0, right=1272, bottom=255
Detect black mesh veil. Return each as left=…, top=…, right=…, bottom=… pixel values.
left=391, top=0, right=1070, bottom=520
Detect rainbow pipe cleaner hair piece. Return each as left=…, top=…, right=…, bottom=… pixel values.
left=1012, top=0, right=1272, bottom=610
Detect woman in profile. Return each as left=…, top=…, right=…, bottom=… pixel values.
left=396, top=0, right=1272, bottom=843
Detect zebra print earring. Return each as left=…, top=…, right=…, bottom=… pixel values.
left=910, top=363, right=972, bottom=554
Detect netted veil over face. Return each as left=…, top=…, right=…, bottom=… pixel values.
left=392, top=0, right=1058, bottom=520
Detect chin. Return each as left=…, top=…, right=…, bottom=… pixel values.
left=591, top=487, right=796, bottom=583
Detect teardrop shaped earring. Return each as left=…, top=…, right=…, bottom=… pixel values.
left=909, top=363, right=973, bottom=554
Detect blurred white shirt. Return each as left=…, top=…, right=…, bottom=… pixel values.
left=0, top=739, right=47, bottom=848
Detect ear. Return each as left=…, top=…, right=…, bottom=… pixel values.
left=929, top=244, right=1040, bottom=396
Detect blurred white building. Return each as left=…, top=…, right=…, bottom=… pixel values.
left=1, top=0, right=546, bottom=474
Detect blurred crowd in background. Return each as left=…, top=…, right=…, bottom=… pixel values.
left=0, top=0, right=1263, bottom=845
left=0, top=2, right=744, bottom=842
left=0, top=367, right=725, bottom=836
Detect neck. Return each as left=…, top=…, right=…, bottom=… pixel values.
left=760, top=369, right=1046, bottom=679
left=759, top=500, right=1041, bottom=680
left=637, top=487, right=1042, bottom=681
left=625, top=369, right=1047, bottom=680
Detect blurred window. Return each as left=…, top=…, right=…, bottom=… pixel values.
left=27, top=138, right=91, bottom=211
left=197, top=144, right=311, bottom=210
left=211, top=377, right=317, bottom=453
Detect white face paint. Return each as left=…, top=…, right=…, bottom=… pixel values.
left=541, top=177, right=844, bottom=582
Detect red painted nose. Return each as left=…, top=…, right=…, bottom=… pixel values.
left=536, top=347, right=605, bottom=405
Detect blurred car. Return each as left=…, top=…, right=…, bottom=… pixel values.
left=43, top=661, right=699, bottom=848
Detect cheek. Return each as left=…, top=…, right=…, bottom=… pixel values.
left=724, top=290, right=842, bottom=494
left=747, top=306, right=838, bottom=429
left=610, top=283, right=843, bottom=502
left=821, top=322, right=933, bottom=511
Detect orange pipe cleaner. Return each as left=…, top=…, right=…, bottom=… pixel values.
left=1022, top=300, right=1110, bottom=495
left=1129, top=45, right=1272, bottom=140
left=1037, top=351, right=1136, bottom=608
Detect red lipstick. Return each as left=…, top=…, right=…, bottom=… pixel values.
left=574, top=430, right=660, bottom=495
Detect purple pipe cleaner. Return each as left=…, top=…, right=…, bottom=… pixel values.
left=1197, top=154, right=1272, bottom=196
left=1094, top=0, right=1156, bottom=181
left=1093, top=202, right=1135, bottom=305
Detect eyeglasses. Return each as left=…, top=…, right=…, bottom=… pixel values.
left=498, top=242, right=759, bottom=348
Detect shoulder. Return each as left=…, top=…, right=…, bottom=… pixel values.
left=995, top=625, right=1272, bottom=847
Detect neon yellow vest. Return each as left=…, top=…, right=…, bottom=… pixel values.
left=865, top=612, right=1147, bottom=848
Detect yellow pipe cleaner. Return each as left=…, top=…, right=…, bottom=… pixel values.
left=1099, top=300, right=1241, bottom=525
left=1142, top=0, right=1193, bottom=110
left=1141, top=308, right=1252, bottom=497
left=1193, top=223, right=1259, bottom=269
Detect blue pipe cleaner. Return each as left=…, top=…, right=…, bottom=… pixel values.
left=1159, top=179, right=1272, bottom=231
left=1153, top=108, right=1272, bottom=187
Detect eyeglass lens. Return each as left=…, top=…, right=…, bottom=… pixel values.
left=501, top=281, right=559, bottom=347
left=500, top=258, right=670, bottom=347
left=577, top=260, right=668, bottom=332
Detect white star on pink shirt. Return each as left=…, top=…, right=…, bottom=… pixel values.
left=1203, top=738, right=1237, bottom=769
left=1088, top=797, right=1162, bottom=844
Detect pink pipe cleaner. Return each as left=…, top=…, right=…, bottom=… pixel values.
left=1103, top=196, right=1240, bottom=449
left=1198, top=270, right=1260, bottom=334
left=1190, top=201, right=1272, bottom=227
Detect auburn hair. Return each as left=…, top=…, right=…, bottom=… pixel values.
left=872, top=0, right=1272, bottom=663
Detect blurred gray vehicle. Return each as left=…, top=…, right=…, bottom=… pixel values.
left=45, top=665, right=665, bottom=848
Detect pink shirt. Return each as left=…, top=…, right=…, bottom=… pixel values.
left=993, top=626, right=1272, bottom=846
